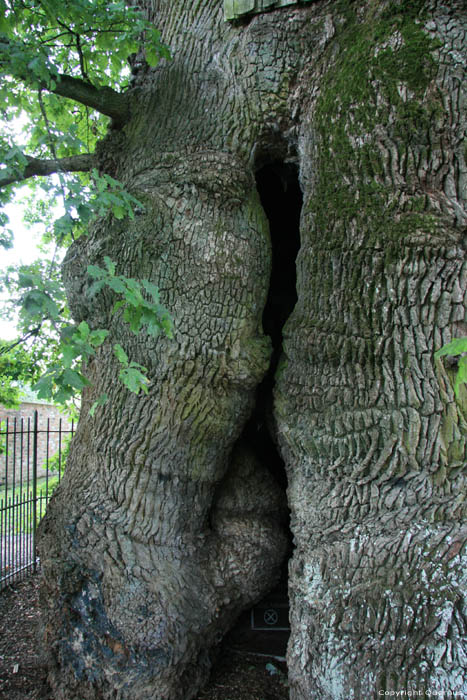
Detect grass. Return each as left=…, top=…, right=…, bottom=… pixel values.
left=2, top=473, right=59, bottom=501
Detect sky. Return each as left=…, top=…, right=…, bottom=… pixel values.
left=1, top=113, right=51, bottom=342
left=0, top=191, right=45, bottom=340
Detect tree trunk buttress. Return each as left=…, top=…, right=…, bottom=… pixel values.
left=39, top=1, right=467, bottom=699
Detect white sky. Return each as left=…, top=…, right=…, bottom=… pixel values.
left=1, top=113, right=51, bottom=341
left=0, top=191, right=45, bottom=340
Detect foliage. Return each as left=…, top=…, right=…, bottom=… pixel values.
left=0, top=339, right=39, bottom=407
left=114, top=344, right=149, bottom=393
left=0, top=212, right=13, bottom=249
left=0, top=0, right=168, bottom=200
left=0, top=0, right=169, bottom=82
left=43, top=432, right=71, bottom=477
left=29, top=256, right=173, bottom=406
left=435, top=338, right=467, bottom=398
left=0, top=419, right=6, bottom=454
left=84, top=256, right=173, bottom=414
left=0, top=0, right=173, bottom=410
left=33, top=320, right=107, bottom=404
left=1, top=250, right=173, bottom=409
left=26, top=169, right=144, bottom=246
left=88, top=257, right=173, bottom=338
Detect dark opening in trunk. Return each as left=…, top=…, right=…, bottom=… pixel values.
left=258, top=162, right=302, bottom=371
left=243, top=161, right=302, bottom=487
left=226, top=162, right=302, bottom=659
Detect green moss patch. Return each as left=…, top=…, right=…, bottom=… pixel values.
left=309, top=1, right=443, bottom=257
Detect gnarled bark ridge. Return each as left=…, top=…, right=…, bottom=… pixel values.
left=39, top=1, right=467, bottom=698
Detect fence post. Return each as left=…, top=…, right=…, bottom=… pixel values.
left=32, top=410, right=38, bottom=573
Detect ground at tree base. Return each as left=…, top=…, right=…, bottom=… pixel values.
left=0, top=576, right=289, bottom=700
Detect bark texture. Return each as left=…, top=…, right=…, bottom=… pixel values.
left=39, top=1, right=467, bottom=698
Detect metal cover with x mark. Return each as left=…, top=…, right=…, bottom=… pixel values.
left=263, top=609, right=279, bottom=625
left=251, top=602, right=290, bottom=631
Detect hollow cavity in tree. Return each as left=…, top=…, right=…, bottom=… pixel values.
left=232, top=161, right=302, bottom=647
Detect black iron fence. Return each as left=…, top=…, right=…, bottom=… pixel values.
left=0, top=410, right=74, bottom=590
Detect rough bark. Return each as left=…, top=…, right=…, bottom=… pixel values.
left=39, top=1, right=467, bottom=699
left=51, top=75, right=130, bottom=123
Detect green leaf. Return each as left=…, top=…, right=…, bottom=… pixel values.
left=62, top=368, right=89, bottom=390
left=161, top=316, right=173, bottom=339
left=436, top=337, right=467, bottom=398
left=112, top=299, right=126, bottom=314
left=106, top=277, right=126, bottom=294
left=125, top=307, right=143, bottom=333
left=77, top=321, right=90, bottom=340
left=89, top=329, right=109, bottom=347
left=112, top=205, right=126, bottom=219
left=114, top=343, right=129, bottom=366
left=435, top=337, right=467, bottom=358
left=104, top=256, right=116, bottom=275
left=90, top=392, right=109, bottom=417
left=23, top=290, right=47, bottom=316
left=87, top=264, right=105, bottom=279
left=17, top=273, right=36, bottom=288
left=88, top=280, right=106, bottom=297
left=32, top=374, right=54, bottom=400
left=454, top=355, right=467, bottom=398
left=119, top=366, right=149, bottom=394
left=61, top=344, right=79, bottom=368
left=141, top=279, right=160, bottom=301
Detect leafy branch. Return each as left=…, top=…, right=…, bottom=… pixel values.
left=0, top=151, right=95, bottom=189
left=0, top=0, right=170, bottom=122
left=114, top=344, right=149, bottom=394
left=33, top=320, right=107, bottom=404
left=0, top=339, right=41, bottom=407
left=10, top=257, right=173, bottom=410
left=89, top=344, right=151, bottom=417
left=0, top=0, right=173, bottom=413
left=87, top=256, right=173, bottom=338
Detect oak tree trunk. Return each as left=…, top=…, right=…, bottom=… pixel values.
left=39, top=1, right=467, bottom=698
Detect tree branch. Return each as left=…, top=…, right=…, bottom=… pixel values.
left=52, top=74, right=130, bottom=124
left=0, top=37, right=131, bottom=123
left=0, top=325, right=42, bottom=355
left=0, top=153, right=95, bottom=189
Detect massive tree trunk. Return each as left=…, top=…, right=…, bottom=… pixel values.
left=38, top=1, right=467, bottom=698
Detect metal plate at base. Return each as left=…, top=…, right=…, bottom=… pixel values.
left=251, top=603, right=290, bottom=631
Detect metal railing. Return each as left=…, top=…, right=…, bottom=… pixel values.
left=0, top=410, right=75, bottom=590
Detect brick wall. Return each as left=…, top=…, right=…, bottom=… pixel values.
left=0, top=402, right=74, bottom=485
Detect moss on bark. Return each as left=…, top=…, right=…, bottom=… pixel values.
left=310, top=2, right=444, bottom=259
